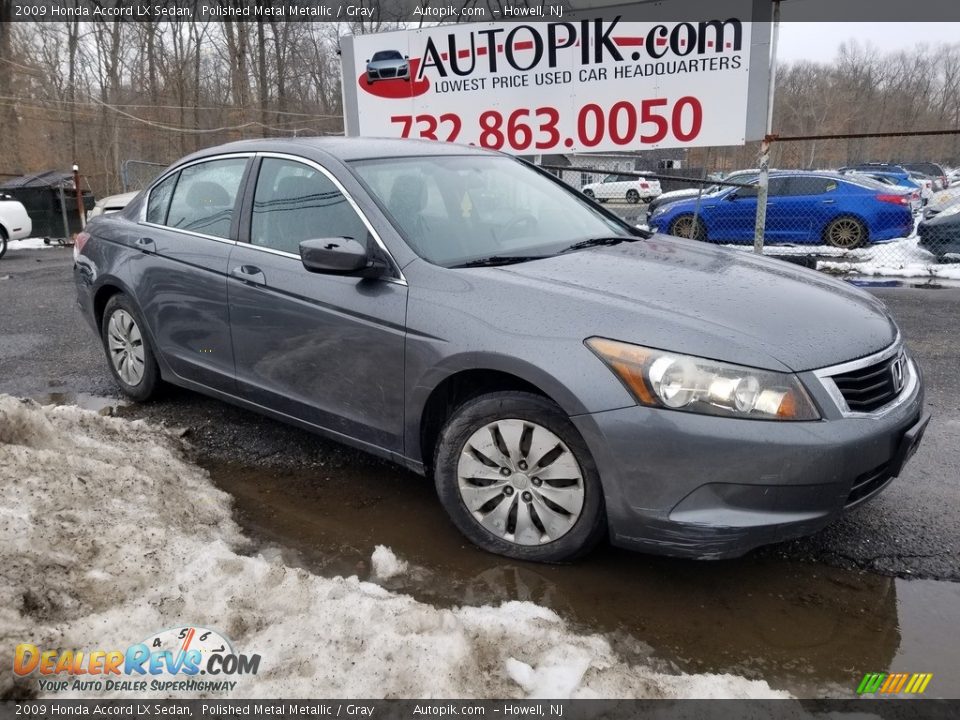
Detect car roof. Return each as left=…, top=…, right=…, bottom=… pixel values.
left=180, top=137, right=494, bottom=164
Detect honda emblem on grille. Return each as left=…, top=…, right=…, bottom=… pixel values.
left=891, top=355, right=905, bottom=393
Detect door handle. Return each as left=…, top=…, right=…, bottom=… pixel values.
left=135, top=237, right=155, bottom=252
left=822, top=199, right=836, bottom=204
left=231, top=265, right=265, bottom=285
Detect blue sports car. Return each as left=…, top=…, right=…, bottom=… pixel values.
left=649, top=172, right=915, bottom=248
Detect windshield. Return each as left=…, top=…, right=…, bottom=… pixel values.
left=371, top=51, right=403, bottom=61
left=351, top=155, right=630, bottom=267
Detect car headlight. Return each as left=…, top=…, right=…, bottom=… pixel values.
left=586, top=338, right=820, bottom=421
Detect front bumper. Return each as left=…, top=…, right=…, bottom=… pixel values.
left=366, top=65, right=409, bottom=82
left=571, top=359, right=926, bottom=559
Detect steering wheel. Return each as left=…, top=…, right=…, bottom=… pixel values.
left=501, top=212, right=538, bottom=240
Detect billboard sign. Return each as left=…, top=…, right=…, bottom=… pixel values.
left=340, top=5, right=772, bottom=153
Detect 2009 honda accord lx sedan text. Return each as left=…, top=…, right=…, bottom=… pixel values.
left=74, top=138, right=930, bottom=562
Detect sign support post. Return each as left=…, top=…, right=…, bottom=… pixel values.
left=753, top=1, right=781, bottom=255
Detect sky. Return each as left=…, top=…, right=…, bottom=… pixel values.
left=776, top=22, right=960, bottom=64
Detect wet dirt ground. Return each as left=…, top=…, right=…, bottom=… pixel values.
left=202, top=458, right=960, bottom=699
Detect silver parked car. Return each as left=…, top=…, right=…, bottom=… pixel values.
left=74, top=139, right=928, bottom=562
left=365, top=50, right=409, bottom=84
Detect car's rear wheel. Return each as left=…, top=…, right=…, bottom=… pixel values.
left=824, top=216, right=867, bottom=249
left=433, top=392, right=606, bottom=562
left=626, top=189, right=640, bottom=204
left=669, top=214, right=707, bottom=241
left=101, top=294, right=161, bottom=402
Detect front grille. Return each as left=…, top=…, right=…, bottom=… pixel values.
left=381, top=68, right=397, bottom=78
left=846, top=461, right=894, bottom=507
left=830, top=353, right=904, bottom=413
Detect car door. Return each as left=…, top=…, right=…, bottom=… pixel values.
left=701, top=184, right=758, bottom=241
left=597, top=174, right=620, bottom=200
left=761, top=176, right=799, bottom=241
left=227, top=155, right=408, bottom=453
left=773, top=176, right=838, bottom=242
left=136, top=155, right=251, bottom=393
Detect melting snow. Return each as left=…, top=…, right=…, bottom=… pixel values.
left=0, top=396, right=790, bottom=699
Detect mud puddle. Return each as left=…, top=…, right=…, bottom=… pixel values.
left=205, top=459, right=960, bottom=698
left=33, top=391, right=127, bottom=413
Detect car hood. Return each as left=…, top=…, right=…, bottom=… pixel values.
left=486, top=236, right=897, bottom=372
left=657, top=188, right=700, bottom=200
left=921, top=208, right=960, bottom=227
left=368, top=59, right=405, bottom=68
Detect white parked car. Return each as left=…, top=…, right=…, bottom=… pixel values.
left=0, top=192, right=32, bottom=258
left=582, top=173, right=661, bottom=204
left=923, top=186, right=960, bottom=220
left=88, top=190, right=138, bottom=219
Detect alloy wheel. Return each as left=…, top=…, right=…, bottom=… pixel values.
left=826, top=218, right=865, bottom=249
left=671, top=215, right=706, bottom=241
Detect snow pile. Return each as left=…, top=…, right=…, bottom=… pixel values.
left=812, top=236, right=960, bottom=280
left=719, top=236, right=960, bottom=280
left=370, top=545, right=409, bottom=580
left=4, top=238, right=62, bottom=251
left=0, top=396, right=789, bottom=700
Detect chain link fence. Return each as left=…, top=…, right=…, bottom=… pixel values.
left=120, top=160, right=169, bottom=194
left=545, top=143, right=960, bottom=280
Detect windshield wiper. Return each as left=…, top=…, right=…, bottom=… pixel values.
left=453, top=255, right=551, bottom=268
left=559, top=236, right=638, bottom=253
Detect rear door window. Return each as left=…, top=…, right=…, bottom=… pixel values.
left=785, top=177, right=834, bottom=195
left=165, top=158, right=248, bottom=239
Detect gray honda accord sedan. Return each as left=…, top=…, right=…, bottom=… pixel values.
left=74, top=138, right=929, bottom=562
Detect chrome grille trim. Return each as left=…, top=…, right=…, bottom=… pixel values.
left=812, top=337, right=917, bottom=418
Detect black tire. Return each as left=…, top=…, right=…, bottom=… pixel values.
left=824, top=216, right=867, bottom=249
left=0, top=227, right=7, bottom=259
left=669, top=214, right=708, bottom=241
left=626, top=189, right=640, bottom=204
left=583, top=189, right=595, bottom=200
left=100, top=294, right=162, bottom=402
left=433, top=392, right=606, bottom=563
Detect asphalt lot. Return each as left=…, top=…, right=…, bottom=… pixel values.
left=1, top=245, right=959, bottom=580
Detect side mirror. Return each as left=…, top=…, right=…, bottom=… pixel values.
left=300, top=238, right=373, bottom=275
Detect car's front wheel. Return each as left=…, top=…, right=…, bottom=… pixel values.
left=0, top=228, right=8, bottom=259
left=101, top=294, right=161, bottom=402
left=626, top=189, right=640, bottom=204
left=669, top=214, right=708, bottom=241
left=433, top=392, right=606, bottom=562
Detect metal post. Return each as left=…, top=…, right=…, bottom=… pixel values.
left=691, top=147, right=711, bottom=239
left=72, top=164, right=86, bottom=230
left=58, top=184, right=70, bottom=241
left=753, top=1, right=780, bottom=255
